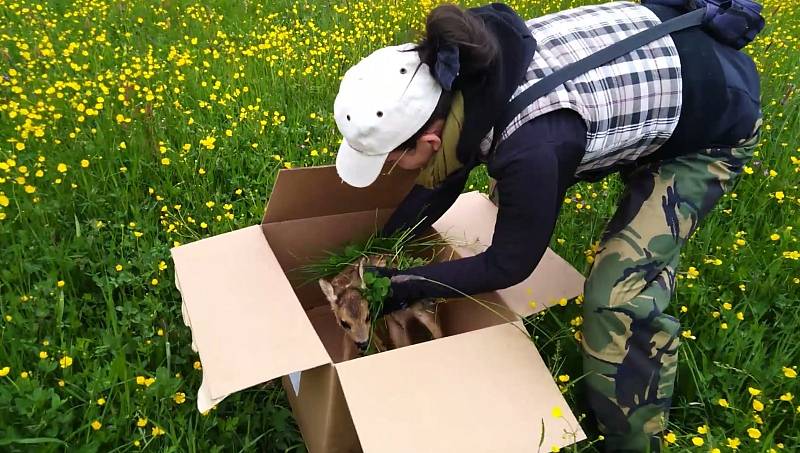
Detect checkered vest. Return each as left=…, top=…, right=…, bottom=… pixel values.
left=482, top=1, right=683, bottom=175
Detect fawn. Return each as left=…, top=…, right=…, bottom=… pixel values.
left=318, top=255, right=443, bottom=361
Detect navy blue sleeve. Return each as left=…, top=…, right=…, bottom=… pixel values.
left=389, top=109, right=586, bottom=301
left=381, top=165, right=472, bottom=239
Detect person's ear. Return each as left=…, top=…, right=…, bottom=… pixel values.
left=420, top=132, right=442, bottom=153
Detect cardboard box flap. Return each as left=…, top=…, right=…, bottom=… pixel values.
left=433, top=191, right=585, bottom=316
left=262, top=165, right=418, bottom=224
left=170, top=225, right=330, bottom=400
left=336, top=323, right=585, bottom=452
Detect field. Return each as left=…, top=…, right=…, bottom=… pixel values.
left=0, top=0, right=798, bottom=451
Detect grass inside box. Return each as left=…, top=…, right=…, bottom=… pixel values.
left=295, top=227, right=518, bottom=362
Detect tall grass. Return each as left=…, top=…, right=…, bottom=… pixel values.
left=0, top=0, right=797, bottom=451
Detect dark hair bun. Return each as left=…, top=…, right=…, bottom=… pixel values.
left=417, top=4, right=499, bottom=79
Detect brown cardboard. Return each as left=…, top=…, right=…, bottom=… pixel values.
left=336, top=323, right=586, bottom=452
left=171, top=225, right=329, bottom=405
left=171, top=164, right=588, bottom=452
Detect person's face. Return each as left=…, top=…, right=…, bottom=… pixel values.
left=385, top=120, right=445, bottom=170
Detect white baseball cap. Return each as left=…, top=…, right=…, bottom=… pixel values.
left=334, top=43, right=443, bottom=188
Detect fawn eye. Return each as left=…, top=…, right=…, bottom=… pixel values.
left=340, top=320, right=351, bottom=330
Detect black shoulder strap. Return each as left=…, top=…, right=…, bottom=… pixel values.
left=490, top=8, right=705, bottom=152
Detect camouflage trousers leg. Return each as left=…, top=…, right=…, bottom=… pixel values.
left=582, top=123, right=761, bottom=452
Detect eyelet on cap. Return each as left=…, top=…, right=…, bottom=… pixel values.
left=346, top=114, right=351, bottom=121
left=376, top=111, right=383, bottom=117
left=400, top=68, right=407, bottom=74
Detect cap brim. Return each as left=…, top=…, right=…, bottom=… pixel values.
left=335, top=139, right=390, bottom=188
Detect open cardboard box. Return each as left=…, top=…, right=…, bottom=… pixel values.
left=171, top=165, right=587, bottom=452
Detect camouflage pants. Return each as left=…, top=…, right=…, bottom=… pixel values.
left=581, top=122, right=761, bottom=452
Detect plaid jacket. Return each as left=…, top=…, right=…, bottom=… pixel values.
left=482, top=1, right=683, bottom=175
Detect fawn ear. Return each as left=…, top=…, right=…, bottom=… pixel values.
left=318, top=279, right=338, bottom=306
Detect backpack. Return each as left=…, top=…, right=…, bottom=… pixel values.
left=643, top=0, right=766, bottom=49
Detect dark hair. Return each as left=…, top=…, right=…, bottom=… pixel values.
left=396, top=4, right=499, bottom=151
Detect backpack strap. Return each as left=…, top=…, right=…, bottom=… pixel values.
left=489, top=8, right=705, bottom=153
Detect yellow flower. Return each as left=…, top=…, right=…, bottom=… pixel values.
left=691, top=436, right=704, bottom=446
left=97, top=397, right=106, bottom=405
left=736, top=312, right=744, bottom=321
left=157, top=329, right=164, bottom=336
left=723, top=302, right=733, bottom=310
left=774, top=191, right=784, bottom=201
left=748, top=387, right=762, bottom=396
left=557, top=297, right=568, bottom=307
left=681, top=330, right=696, bottom=340
left=780, top=392, right=793, bottom=402
left=687, top=266, right=700, bottom=278
left=550, top=446, right=560, bottom=453
left=718, top=398, right=730, bottom=408
left=747, top=428, right=761, bottom=439
left=664, top=432, right=677, bottom=444
left=193, top=361, right=202, bottom=370
left=57, top=280, right=65, bottom=288
left=57, top=163, right=68, bottom=173
left=711, top=449, right=721, bottom=453
left=697, top=425, right=708, bottom=434
left=151, top=426, right=165, bottom=436
left=15, top=142, right=25, bottom=151
left=137, top=417, right=148, bottom=427
left=39, top=351, right=48, bottom=359
left=783, top=367, right=797, bottom=378
left=115, top=264, right=123, bottom=271
left=136, top=376, right=145, bottom=385
left=91, top=420, right=102, bottom=431
left=59, top=356, right=73, bottom=368
left=173, top=392, right=186, bottom=404
left=144, top=377, right=155, bottom=387
left=770, top=233, right=780, bottom=241
left=120, top=141, right=127, bottom=149
left=558, top=374, right=570, bottom=383
left=58, top=379, right=64, bottom=387
left=0, top=194, right=9, bottom=207
left=752, top=399, right=764, bottom=411
left=727, top=437, right=741, bottom=449
left=80, top=159, right=89, bottom=168
left=161, top=158, right=170, bottom=165
left=151, top=278, right=158, bottom=286
left=20, top=371, right=29, bottom=379
left=551, top=406, right=562, bottom=418
left=1, top=366, right=12, bottom=377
